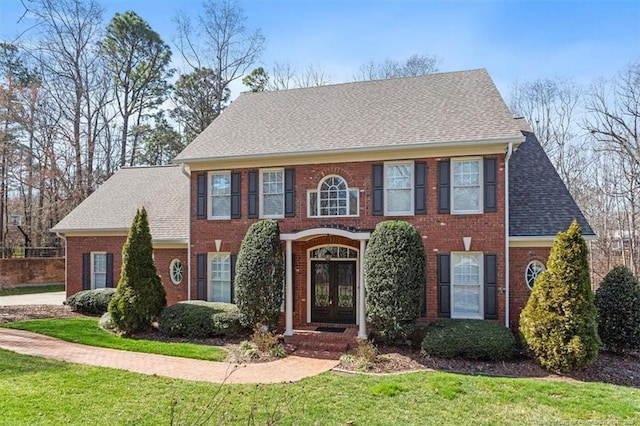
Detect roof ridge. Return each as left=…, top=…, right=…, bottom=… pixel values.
left=238, top=68, right=489, bottom=97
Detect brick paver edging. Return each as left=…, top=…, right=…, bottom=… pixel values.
left=0, top=328, right=338, bottom=384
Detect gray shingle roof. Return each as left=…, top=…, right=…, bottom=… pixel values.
left=174, top=69, right=524, bottom=163
left=51, top=165, right=188, bottom=241
left=509, top=130, right=595, bottom=237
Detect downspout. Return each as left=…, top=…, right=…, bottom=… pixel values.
left=181, top=163, right=192, bottom=301
left=56, top=232, right=67, bottom=294
left=504, top=142, right=513, bottom=328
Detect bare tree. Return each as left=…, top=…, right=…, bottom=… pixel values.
left=174, top=0, right=265, bottom=116
left=585, top=62, right=640, bottom=273
left=294, top=63, right=331, bottom=88
left=354, top=54, right=439, bottom=81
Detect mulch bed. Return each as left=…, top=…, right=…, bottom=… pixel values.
left=337, top=343, right=640, bottom=388
left=2, top=304, right=638, bottom=387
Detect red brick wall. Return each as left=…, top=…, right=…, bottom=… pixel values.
left=190, top=156, right=508, bottom=326
left=508, top=246, right=551, bottom=330
left=0, top=258, right=65, bottom=287
left=65, top=236, right=187, bottom=305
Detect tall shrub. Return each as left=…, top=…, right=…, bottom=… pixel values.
left=519, top=220, right=600, bottom=372
left=108, top=207, right=166, bottom=333
left=364, top=220, right=425, bottom=343
left=234, top=220, right=284, bottom=330
left=595, top=266, right=640, bottom=353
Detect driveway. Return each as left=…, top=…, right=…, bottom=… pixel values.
left=0, top=291, right=66, bottom=306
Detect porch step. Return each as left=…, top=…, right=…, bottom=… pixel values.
left=284, top=328, right=358, bottom=359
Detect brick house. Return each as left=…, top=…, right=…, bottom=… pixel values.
left=52, top=69, right=593, bottom=337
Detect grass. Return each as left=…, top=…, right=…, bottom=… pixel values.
left=2, top=318, right=226, bottom=362
left=0, top=284, right=65, bottom=296
left=0, top=348, right=638, bottom=425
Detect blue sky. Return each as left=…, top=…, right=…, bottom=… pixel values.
left=1, top=0, right=639, bottom=101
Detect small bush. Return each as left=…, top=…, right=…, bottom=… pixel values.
left=364, top=220, right=426, bottom=344
left=595, top=266, right=640, bottom=354
left=251, top=323, right=280, bottom=352
left=64, top=288, right=116, bottom=315
left=98, top=312, right=117, bottom=332
left=158, top=301, right=243, bottom=338
left=421, top=319, right=515, bottom=361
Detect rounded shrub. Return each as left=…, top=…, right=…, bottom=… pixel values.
left=364, top=220, right=425, bottom=344
left=421, top=319, right=515, bottom=361
left=64, top=288, right=116, bottom=315
left=108, top=207, right=167, bottom=334
left=519, top=220, right=600, bottom=372
left=234, top=220, right=284, bottom=331
left=158, top=301, right=243, bottom=338
left=595, top=266, right=640, bottom=354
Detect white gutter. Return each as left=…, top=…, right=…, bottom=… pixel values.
left=504, top=142, right=513, bottom=328
left=56, top=232, right=67, bottom=294
left=180, top=163, right=192, bottom=301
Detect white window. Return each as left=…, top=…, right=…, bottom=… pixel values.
left=260, top=169, right=284, bottom=218
left=525, top=260, right=545, bottom=290
left=92, top=252, right=107, bottom=289
left=209, top=172, right=231, bottom=219
left=384, top=162, right=413, bottom=215
left=308, top=175, right=359, bottom=217
left=209, top=253, right=231, bottom=303
left=452, top=158, right=482, bottom=214
left=170, top=259, right=184, bottom=285
left=451, top=252, right=483, bottom=319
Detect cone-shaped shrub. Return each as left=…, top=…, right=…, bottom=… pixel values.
left=108, top=207, right=166, bottom=333
left=234, top=220, right=284, bottom=331
left=519, top=220, right=600, bottom=372
left=595, top=266, right=640, bottom=353
left=364, top=220, right=425, bottom=344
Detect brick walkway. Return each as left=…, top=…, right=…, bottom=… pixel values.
left=0, top=328, right=339, bottom=384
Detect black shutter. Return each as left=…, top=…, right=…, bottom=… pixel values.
left=421, top=254, right=427, bottom=317
left=372, top=164, right=384, bottom=216
left=105, top=253, right=114, bottom=288
left=437, top=160, right=450, bottom=214
left=230, top=254, right=237, bottom=303
left=484, top=158, right=497, bottom=213
left=82, top=253, right=91, bottom=290
left=414, top=161, right=427, bottom=215
left=437, top=254, right=451, bottom=318
left=196, top=254, right=207, bottom=300
left=248, top=171, right=258, bottom=219
left=284, top=168, right=295, bottom=217
left=196, top=173, right=207, bottom=219
left=231, top=172, right=241, bottom=219
left=484, top=254, right=498, bottom=319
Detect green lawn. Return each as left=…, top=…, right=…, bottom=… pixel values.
left=2, top=317, right=226, bottom=362
left=0, top=348, right=638, bottom=425
left=0, top=284, right=65, bottom=296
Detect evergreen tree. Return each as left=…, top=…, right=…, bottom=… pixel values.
left=234, top=220, right=284, bottom=330
left=595, top=266, right=640, bottom=353
left=364, top=220, right=425, bottom=344
left=108, top=207, right=166, bottom=333
left=519, top=220, right=600, bottom=372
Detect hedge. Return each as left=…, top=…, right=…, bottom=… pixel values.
left=158, top=301, right=244, bottom=338
left=64, top=288, right=116, bottom=315
left=421, top=319, right=515, bottom=361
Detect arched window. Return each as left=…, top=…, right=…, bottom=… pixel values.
left=169, top=259, right=184, bottom=285
left=308, top=175, right=359, bottom=217
left=525, top=260, right=545, bottom=290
